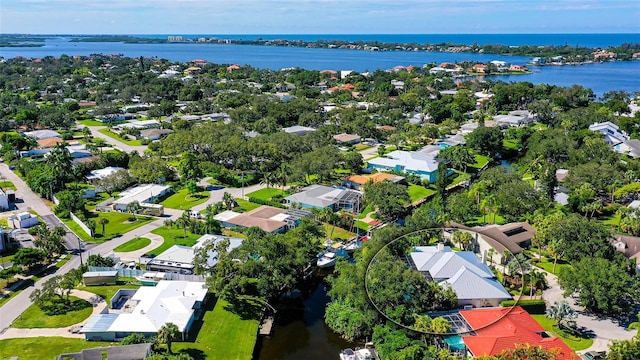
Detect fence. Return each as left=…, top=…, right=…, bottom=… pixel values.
left=70, top=212, right=92, bottom=237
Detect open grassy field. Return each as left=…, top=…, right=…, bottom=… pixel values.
left=0, top=337, right=113, bottom=360
left=64, top=212, right=154, bottom=243
left=97, top=128, right=143, bottom=146
left=113, top=237, right=152, bottom=252
left=531, top=315, right=594, bottom=351
left=161, top=188, right=210, bottom=210
left=149, top=226, right=202, bottom=255
left=11, top=296, right=93, bottom=328
left=173, top=297, right=260, bottom=360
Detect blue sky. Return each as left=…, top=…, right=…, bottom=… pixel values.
left=1, top=0, right=639, bottom=34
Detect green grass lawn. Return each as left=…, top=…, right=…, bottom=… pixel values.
left=0, top=181, right=16, bottom=190
left=173, top=297, right=260, bottom=360
left=78, top=119, right=109, bottom=126
left=408, top=185, right=435, bottom=202
left=84, top=192, right=112, bottom=211
left=503, top=139, right=520, bottom=151
left=234, top=198, right=262, bottom=212
left=466, top=213, right=506, bottom=226
left=533, top=257, right=572, bottom=275
left=355, top=220, right=371, bottom=231
left=323, top=223, right=355, bottom=241
left=446, top=171, right=472, bottom=189
left=356, top=204, right=374, bottom=219
left=531, top=123, right=548, bottom=131
left=149, top=226, right=202, bottom=255
left=0, top=337, right=113, bottom=360
left=11, top=296, right=93, bottom=328
left=468, top=154, right=491, bottom=171
left=354, top=144, right=372, bottom=151
left=531, top=315, right=594, bottom=351
left=97, top=128, right=143, bottom=146
left=246, top=187, right=290, bottom=201
left=161, top=188, right=210, bottom=210
left=113, top=237, right=152, bottom=252
left=79, top=282, right=140, bottom=306
left=64, top=212, right=154, bottom=243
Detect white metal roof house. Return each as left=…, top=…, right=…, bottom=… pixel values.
left=410, top=244, right=511, bottom=308
left=282, top=125, right=316, bottom=136
left=86, top=167, right=125, bottom=181
left=81, top=280, right=208, bottom=341
left=112, top=184, right=170, bottom=214
left=589, top=121, right=629, bottom=145
left=367, top=150, right=444, bottom=183
left=23, top=129, right=61, bottom=140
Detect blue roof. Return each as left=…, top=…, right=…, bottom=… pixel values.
left=80, top=314, right=119, bottom=333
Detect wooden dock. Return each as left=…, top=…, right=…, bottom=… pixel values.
left=259, top=316, right=274, bottom=336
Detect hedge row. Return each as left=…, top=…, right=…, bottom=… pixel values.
left=500, top=299, right=547, bottom=314
left=247, top=197, right=287, bottom=209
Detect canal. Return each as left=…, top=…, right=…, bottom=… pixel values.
left=255, top=275, right=356, bottom=360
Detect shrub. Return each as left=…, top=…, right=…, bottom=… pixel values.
left=500, top=299, right=546, bottom=314
left=247, top=197, right=286, bottom=209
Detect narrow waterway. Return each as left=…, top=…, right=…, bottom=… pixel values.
left=256, top=275, right=355, bottom=360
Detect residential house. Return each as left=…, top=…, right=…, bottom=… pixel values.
left=367, top=150, right=445, bottom=183
left=147, top=234, right=244, bottom=274
left=410, top=244, right=511, bottom=308
left=56, top=344, right=152, bottom=360
left=8, top=212, right=39, bottom=229
left=436, top=133, right=466, bottom=147
left=0, top=189, right=9, bottom=210
left=490, top=60, right=508, bottom=72
left=23, top=129, right=61, bottom=140
left=81, top=281, right=207, bottom=341
left=214, top=205, right=312, bottom=234
left=112, top=184, right=170, bottom=215
left=589, top=121, right=629, bottom=145
left=460, top=306, right=576, bottom=359
left=139, top=128, right=174, bottom=140
left=471, top=64, right=487, bottom=73
left=285, top=185, right=363, bottom=213
left=86, top=166, right=124, bottom=182
left=342, top=173, right=406, bottom=191
left=611, top=235, right=640, bottom=271
left=614, top=139, right=640, bottom=159
left=113, top=120, right=160, bottom=131
left=455, top=222, right=536, bottom=265
left=391, top=79, right=405, bottom=90
left=282, top=125, right=316, bottom=136
left=493, top=110, right=535, bottom=127
left=333, top=133, right=361, bottom=145
left=36, top=137, right=66, bottom=149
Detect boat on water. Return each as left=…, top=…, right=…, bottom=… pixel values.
left=339, top=347, right=374, bottom=360
left=317, top=248, right=349, bottom=268
left=343, top=240, right=362, bottom=253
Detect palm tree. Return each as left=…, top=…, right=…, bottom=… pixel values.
left=175, top=210, right=191, bottom=238
left=99, top=217, right=110, bottom=236
left=278, top=163, right=290, bottom=195
left=528, top=269, right=547, bottom=298
left=222, top=192, right=235, bottom=210
left=487, top=248, right=495, bottom=267
left=87, top=220, right=97, bottom=238
left=157, top=322, right=180, bottom=353
left=546, top=301, right=577, bottom=330
left=126, top=201, right=141, bottom=214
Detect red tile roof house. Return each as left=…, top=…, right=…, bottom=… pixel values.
left=460, top=306, right=577, bottom=359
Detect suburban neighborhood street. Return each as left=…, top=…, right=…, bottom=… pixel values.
left=80, top=125, right=148, bottom=153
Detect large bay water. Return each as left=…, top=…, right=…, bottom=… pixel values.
left=1, top=37, right=639, bottom=96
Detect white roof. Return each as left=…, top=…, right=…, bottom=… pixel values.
left=630, top=200, right=640, bottom=209
left=117, top=120, right=160, bottom=129
left=283, top=125, right=316, bottom=135
left=368, top=150, right=440, bottom=173
left=24, top=129, right=61, bottom=139
left=99, top=281, right=207, bottom=334
left=442, top=267, right=511, bottom=300
left=213, top=210, right=242, bottom=222
left=151, top=245, right=194, bottom=267
left=410, top=246, right=494, bottom=281
left=115, top=184, right=170, bottom=205
left=87, top=166, right=124, bottom=181
left=192, top=234, right=244, bottom=267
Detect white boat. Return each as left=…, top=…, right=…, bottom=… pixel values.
left=343, top=240, right=361, bottom=253
left=317, top=251, right=337, bottom=268
left=339, top=348, right=373, bottom=360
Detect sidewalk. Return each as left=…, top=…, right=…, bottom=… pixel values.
left=113, top=233, right=164, bottom=262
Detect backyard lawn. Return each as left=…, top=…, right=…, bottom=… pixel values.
left=234, top=198, right=262, bottom=212
left=97, top=128, right=143, bottom=146
left=161, top=188, right=210, bottom=210
left=11, top=296, right=93, bottom=328
left=64, top=212, right=154, bottom=243
left=0, top=337, right=112, bottom=360
left=468, top=154, right=491, bottom=171
left=113, top=237, right=152, bottom=252
left=408, top=185, right=435, bottom=202
left=149, top=226, right=202, bottom=255
left=533, top=256, right=572, bottom=275
left=323, top=223, right=355, bottom=241
left=173, top=297, right=260, bottom=360
left=531, top=315, right=594, bottom=351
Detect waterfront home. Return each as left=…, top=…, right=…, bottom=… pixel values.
left=285, top=185, right=363, bottom=213
left=342, top=173, right=406, bottom=191
left=81, top=281, right=208, bottom=341
left=367, top=150, right=444, bottom=183
left=214, top=205, right=312, bottom=234
left=460, top=306, right=576, bottom=359
left=410, top=244, right=511, bottom=308
left=493, top=110, right=534, bottom=127
left=614, top=139, right=640, bottom=158
left=589, top=121, right=629, bottom=145
left=465, top=222, right=536, bottom=265
left=436, top=133, right=466, bottom=147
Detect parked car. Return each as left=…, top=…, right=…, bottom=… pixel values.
left=581, top=351, right=606, bottom=360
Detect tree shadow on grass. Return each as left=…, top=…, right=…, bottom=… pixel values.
left=176, top=349, right=206, bottom=360
left=223, top=296, right=264, bottom=321
left=41, top=298, right=92, bottom=316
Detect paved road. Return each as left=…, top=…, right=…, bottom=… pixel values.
left=541, top=269, right=638, bottom=354
left=79, top=124, right=148, bottom=154
left=191, top=181, right=269, bottom=212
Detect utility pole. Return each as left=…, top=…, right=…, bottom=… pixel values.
left=77, top=235, right=84, bottom=267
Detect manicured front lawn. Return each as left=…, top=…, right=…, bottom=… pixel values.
left=97, top=128, right=143, bottom=146
left=0, top=337, right=112, bottom=360
left=79, top=119, right=109, bottom=126
left=0, top=181, right=16, bottom=190
left=161, top=188, right=210, bottom=210
left=234, top=198, right=262, bottom=212
left=79, top=282, right=140, bottom=307
left=533, top=257, right=572, bottom=275
left=63, top=212, right=154, bottom=243
left=113, top=237, right=152, bottom=252
left=149, top=226, right=202, bottom=255
left=246, top=187, right=290, bottom=201
left=11, top=296, right=93, bottom=328
left=408, top=185, right=435, bottom=202
left=323, top=223, right=355, bottom=241
left=173, top=297, right=260, bottom=360
left=531, top=315, right=594, bottom=351
left=354, top=144, right=372, bottom=151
